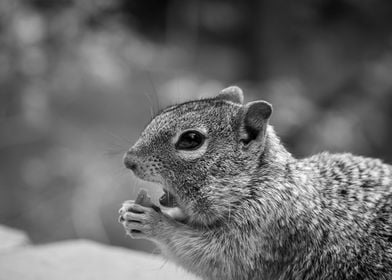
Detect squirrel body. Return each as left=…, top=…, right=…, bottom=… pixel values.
left=120, top=86, right=392, bottom=280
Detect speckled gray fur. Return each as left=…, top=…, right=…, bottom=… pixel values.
left=121, top=87, right=392, bottom=280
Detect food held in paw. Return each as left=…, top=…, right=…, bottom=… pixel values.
left=134, top=189, right=154, bottom=208
left=128, top=189, right=156, bottom=233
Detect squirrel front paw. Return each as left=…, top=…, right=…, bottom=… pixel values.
left=119, top=202, right=166, bottom=240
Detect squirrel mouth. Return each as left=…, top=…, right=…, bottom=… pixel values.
left=159, top=189, right=178, bottom=208
left=159, top=189, right=187, bottom=223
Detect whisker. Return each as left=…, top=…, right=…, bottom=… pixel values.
left=103, top=146, right=127, bottom=158
left=141, top=89, right=155, bottom=119
left=146, top=70, right=161, bottom=112
left=102, top=128, right=132, bottom=146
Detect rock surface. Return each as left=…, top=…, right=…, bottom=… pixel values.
left=0, top=225, right=30, bottom=252
left=0, top=225, right=198, bottom=280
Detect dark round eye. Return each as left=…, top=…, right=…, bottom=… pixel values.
left=175, top=130, right=205, bottom=150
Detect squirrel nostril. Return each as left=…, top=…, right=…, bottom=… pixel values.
left=126, top=162, right=137, bottom=171
left=124, top=159, right=137, bottom=171
left=123, top=153, right=138, bottom=171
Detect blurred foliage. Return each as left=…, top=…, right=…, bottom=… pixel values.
left=1, top=0, right=392, bottom=253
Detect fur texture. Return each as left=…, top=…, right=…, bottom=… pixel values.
left=120, top=87, right=392, bottom=280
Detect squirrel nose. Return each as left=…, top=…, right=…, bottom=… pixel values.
left=123, top=152, right=138, bottom=171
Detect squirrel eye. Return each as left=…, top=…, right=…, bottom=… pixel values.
left=175, top=130, right=205, bottom=150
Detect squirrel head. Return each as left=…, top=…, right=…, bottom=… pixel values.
left=124, top=86, right=276, bottom=226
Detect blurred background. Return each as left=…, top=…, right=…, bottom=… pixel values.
left=1, top=0, right=392, bottom=254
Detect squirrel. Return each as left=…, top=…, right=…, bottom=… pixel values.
left=119, top=86, right=392, bottom=280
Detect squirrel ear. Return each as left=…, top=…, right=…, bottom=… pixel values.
left=241, top=100, right=272, bottom=144
left=216, top=86, right=244, bottom=104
